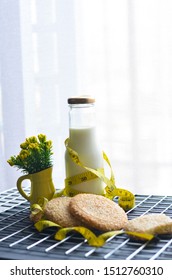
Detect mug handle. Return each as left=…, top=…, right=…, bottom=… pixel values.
left=17, top=174, right=31, bottom=201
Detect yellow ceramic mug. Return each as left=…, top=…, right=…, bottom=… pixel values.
left=17, top=167, right=55, bottom=206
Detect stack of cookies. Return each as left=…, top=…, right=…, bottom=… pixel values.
left=44, top=193, right=128, bottom=231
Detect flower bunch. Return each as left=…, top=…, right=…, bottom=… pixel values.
left=7, top=134, right=53, bottom=174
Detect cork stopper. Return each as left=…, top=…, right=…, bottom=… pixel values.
left=68, top=95, right=95, bottom=104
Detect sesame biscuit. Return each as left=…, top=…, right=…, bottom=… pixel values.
left=44, top=197, right=82, bottom=227
left=124, top=214, right=172, bottom=235
left=69, top=193, right=128, bottom=231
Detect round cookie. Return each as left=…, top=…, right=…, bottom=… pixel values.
left=44, top=197, right=82, bottom=227
left=69, top=193, right=128, bottom=231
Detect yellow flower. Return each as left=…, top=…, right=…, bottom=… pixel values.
left=20, top=141, right=29, bottom=149
left=28, top=143, right=39, bottom=150
left=19, top=150, right=30, bottom=160
left=38, top=134, right=46, bottom=143
left=45, top=140, right=52, bottom=150
left=7, top=158, right=15, bottom=166
left=26, top=136, right=38, bottom=144
left=7, top=133, right=53, bottom=174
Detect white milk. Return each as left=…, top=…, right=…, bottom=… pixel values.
left=65, top=126, right=105, bottom=194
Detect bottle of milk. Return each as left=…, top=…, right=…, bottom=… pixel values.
left=65, top=96, right=105, bottom=195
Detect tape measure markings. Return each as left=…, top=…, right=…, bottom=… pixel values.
left=65, top=170, right=99, bottom=187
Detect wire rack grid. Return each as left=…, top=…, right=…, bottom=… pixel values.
left=0, top=187, right=172, bottom=260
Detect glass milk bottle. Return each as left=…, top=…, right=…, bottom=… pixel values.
left=65, top=96, right=105, bottom=195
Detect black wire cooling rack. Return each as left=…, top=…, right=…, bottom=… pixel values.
left=0, top=187, right=172, bottom=260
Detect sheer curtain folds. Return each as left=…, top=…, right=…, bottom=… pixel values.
left=0, top=0, right=172, bottom=195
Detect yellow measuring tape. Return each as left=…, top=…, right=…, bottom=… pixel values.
left=34, top=219, right=154, bottom=247
left=63, top=138, right=135, bottom=211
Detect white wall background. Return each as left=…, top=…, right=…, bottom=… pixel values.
left=0, top=0, right=172, bottom=196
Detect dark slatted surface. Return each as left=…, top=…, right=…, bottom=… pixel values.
left=0, top=187, right=172, bottom=260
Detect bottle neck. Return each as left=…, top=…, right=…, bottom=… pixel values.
left=69, top=103, right=96, bottom=129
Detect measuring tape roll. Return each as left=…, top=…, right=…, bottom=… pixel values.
left=64, top=138, right=135, bottom=211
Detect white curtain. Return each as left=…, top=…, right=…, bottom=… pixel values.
left=0, top=0, right=172, bottom=195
